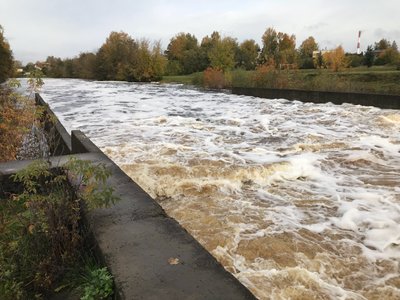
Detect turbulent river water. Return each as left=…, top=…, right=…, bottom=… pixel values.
left=41, top=78, right=400, bottom=299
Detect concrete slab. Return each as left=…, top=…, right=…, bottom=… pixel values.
left=89, top=214, right=254, bottom=300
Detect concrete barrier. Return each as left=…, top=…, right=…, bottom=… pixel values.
left=35, top=94, right=72, bottom=155
left=232, top=87, right=400, bottom=109
left=0, top=93, right=256, bottom=299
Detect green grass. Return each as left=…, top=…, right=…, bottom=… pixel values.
left=230, top=67, right=400, bottom=95
left=161, top=66, right=400, bottom=95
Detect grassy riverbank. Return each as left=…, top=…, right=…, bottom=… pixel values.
left=0, top=84, right=116, bottom=299
left=162, top=66, right=400, bottom=95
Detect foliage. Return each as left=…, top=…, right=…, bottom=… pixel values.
left=165, top=33, right=204, bottom=75
left=364, top=45, right=375, bottom=67
left=347, top=53, right=364, bottom=68
left=208, top=36, right=238, bottom=71
left=237, top=39, right=260, bottom=70
left=0, top=25, right=14, bottom=83
left=80, top=267, right=113, bottom=300
left=299, top=36, right=318, bottom=58
left=374, top=38, right=391, bottom=50
left=41, top=31, right=165, bottom=82
left=375, top=47, right=399, bottom=66
left=95, top=31, right=138, bottom=81
left=0, top=158, right=118, bottom=299
left=0, top=87, right=33, bottom=161
left=65, top=156, right=119, bottom=209
left=252, top=61, right=289, bottom=89
left=259, top=27, right=296, bottom=66
left=323, top=46, right=348, bottom=72
left=298, top=36, right=318, bottom=69
left=0, top=73, right=44, bottom=162
left=203, top=67, right=230, bottom=89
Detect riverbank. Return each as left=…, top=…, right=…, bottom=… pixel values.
left=40, top=79, right=400, bottom=299
left=161, top=66, right=400, bottom=95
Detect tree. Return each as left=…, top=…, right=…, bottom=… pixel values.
left=392, top=41, right=398, bottom=51
left=134, top=39, right=166, bottom=81
left=259, top=28, right=296, bottom=66
left=277, top=33, right=297, bottom=65
left=376, top=47, right=399, bottom=65
left=323, top=46, right=347, bottom=71
left=208, top=36, right=238, bottom=71
left=237, top=39, right=260, bottom=70
left=0, top=25, right=14, bottom=83
left=346, top=53, right=364, bottom=68
left=374, top=38, right=390, bottom=50
left=165, top=33, right=201, bottom=75
left=298, top=36, right=318, bottom=69
left=259, top=27, right=279, bottom=64
left=95, top=31, right=138, bottom=81
left=199, top=31, right=222, bottom=69
left=299, top=36, right=319, bottom=58
left=364, top=45, right=375, bottom=67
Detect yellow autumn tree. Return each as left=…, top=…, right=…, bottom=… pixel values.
left=323, top=46, right=348, bottom=72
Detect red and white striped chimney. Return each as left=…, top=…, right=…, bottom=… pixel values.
left=357, top=30, right=362, bottom=54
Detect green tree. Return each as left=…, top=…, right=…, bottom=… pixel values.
left=259, top=28, right=296, bottom=66
left=298, top=36, right=318, bottom=69
left=0, top=25, right=14, bottom=83
left=134, top=39, right=166, bottom=81
left=165, top=33, right=201, bottom=75
left=259, top=27, right=279, bottom=64
left=75, top=52, right=97, bottom=79
left=376, top=47, right=399, bottom=65
left=374, top=38, right=390, bottom=50
left=95, top=31, right=138, bottom=81
left=346, top=53, right=364, bottom=67
left=199, top=31, right=221, bottom=69
left=208, top=36, right=238, bottom=71
left=237, top=39, right=260, bottom=70
left=364, top=45, right=375, bottom=67
left=43, top=56, right=64, bottom=77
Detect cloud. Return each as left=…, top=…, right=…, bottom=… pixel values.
left=1, top=0, right=400, bottom=63
left=374, top=28, right=400, bottom=41
left=304, top=22, right=328, bottom=32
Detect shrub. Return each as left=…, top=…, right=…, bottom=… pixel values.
left=0, top=86, right=35, bottom=161
left=0, top=158, right=118, bottom=299
left=252, top=61, right=289, bottom=89
left=80, top=267, right=114, bottom=300
left=203, top=67, right=231, bottom=89
left=0, top=73, right=44, bottom=162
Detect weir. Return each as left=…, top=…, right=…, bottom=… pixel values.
left=0, top=94, right=256, bottom=300
left=232, top=87, right=400, bottom=109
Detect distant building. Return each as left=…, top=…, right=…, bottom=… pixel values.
left=312, top=50, right=332, bottom=59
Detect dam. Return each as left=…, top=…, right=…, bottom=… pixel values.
left=40, top=78, right=400, bottom=299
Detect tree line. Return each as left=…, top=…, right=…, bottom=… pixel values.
left=1, top=25, right=400, bottom=84
left=0, top=25, right=14, bottom=83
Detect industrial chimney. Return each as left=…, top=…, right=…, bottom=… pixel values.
left=357, top=31, right=362, bottom=54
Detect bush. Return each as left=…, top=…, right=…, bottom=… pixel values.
left=252, top=62, right=289, bottom=89
left=0, top=158, right=118, bottom=299
left=80, top=267, right=114, bottom=300
left=202, top=67, right=231, bottom=89
left=0, top=85, right=35, bottom=162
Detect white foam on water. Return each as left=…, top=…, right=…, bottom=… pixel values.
left=41, top=79, right=400, bottom=300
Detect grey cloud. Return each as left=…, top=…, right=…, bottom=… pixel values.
left=304, top=22, right=328, bottom=32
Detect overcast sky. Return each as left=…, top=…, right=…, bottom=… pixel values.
left=1, top=0, right=399, bottom=64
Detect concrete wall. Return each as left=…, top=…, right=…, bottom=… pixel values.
left=232, top=87, right=400, bottom=109
left=0, top=93, right=256, bottom=299
left=35, top=94, right=72, bottom=155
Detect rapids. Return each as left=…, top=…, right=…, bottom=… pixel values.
left=41, top=79, right=400, bottom=300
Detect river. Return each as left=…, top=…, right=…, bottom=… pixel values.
left=41, top=78, right=400, bottom=300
